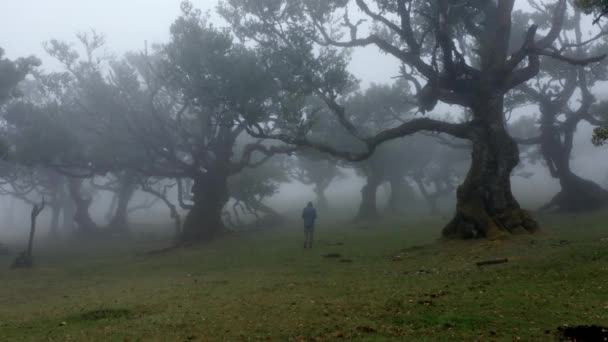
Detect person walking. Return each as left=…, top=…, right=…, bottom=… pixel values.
left=301, top=202, right=317, bottom=249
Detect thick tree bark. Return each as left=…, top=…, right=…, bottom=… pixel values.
left=442, top=98, right=539, bottom=239
left=354, top=176, right=381, bottom=221
left=68, top=178, right=98, bottom=234
left=181, top=171, right=229, bottom=243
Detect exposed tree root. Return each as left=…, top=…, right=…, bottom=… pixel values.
left=442, top=199, right=538, bottom=240
left=539, top=176, right=608, bottom=213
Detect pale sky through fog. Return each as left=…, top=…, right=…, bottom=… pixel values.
left=2, top=0, right=607, bottom=204
left=0, top=1, right=599, bottom=89
left=0, top=0, right=398, bottom=87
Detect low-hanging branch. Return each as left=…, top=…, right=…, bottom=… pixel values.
left=231, top=142, right=297, bottom=174
left=247, top=117, right=471, bottom=162
left=533, top=48, right=607, bottom=66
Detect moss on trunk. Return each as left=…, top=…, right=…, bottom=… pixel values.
left=442, top=99, right=539, bottom=239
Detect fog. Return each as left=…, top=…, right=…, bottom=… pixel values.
left=4, top=0, right=608, bottom=340
left=0, top=0, right=401, bottom=243
left=1, top=0, right=608, bottom=243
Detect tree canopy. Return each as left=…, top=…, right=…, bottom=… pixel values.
left=221, top=0, right=605, bottom=238
left=1, top=0, right=607, bottom=244
left=576, top=0, right=608, bottom=22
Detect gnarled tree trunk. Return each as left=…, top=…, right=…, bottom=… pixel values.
left=443, top=98, right=539, bottom=239
left=542, top=173, right=608, bottom=212
left=539, top=117, right=608, bottom=212
left=181, top=171, right=229, bottom=243
left=355, top=176, right=381, bottom=222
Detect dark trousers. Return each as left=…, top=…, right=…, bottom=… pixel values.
left=304, top=226, right=314, bottom=249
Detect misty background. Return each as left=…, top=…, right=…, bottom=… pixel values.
left=1, top=0, right=607, bottom=242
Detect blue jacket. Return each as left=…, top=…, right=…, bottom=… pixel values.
left=302, top=206, right=317, bottom=228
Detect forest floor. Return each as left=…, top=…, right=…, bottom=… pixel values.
left=0, top=212, right=607, bottom=341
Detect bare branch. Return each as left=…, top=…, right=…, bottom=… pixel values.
left=231, top=142, right=297, bottom=174
left=532, top=48, right=607, bottom=66
left=247, top=117, right=471, bottom=162
left=536, top=0, right=567, bottom=49
left=313, top=18, right=437, bottom=80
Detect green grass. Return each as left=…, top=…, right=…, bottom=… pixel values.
left=0, top=213, right=607, bottom=341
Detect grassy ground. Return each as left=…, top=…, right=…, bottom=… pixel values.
left=0, top=213, right=607, bottom=341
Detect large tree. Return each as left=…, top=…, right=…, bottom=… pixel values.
left=2, top=76, right=100, bottom=235
left=222, top=0, right=603, bottom=239
left=3, top=42, right=118, bottom=236
left=153, top=7, right=293, bottom=242
left=516, top=6, right=608, bottom=212
left=37, top=7, right=293, bottom=243
left=345, top=82, right=417, bottom=221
